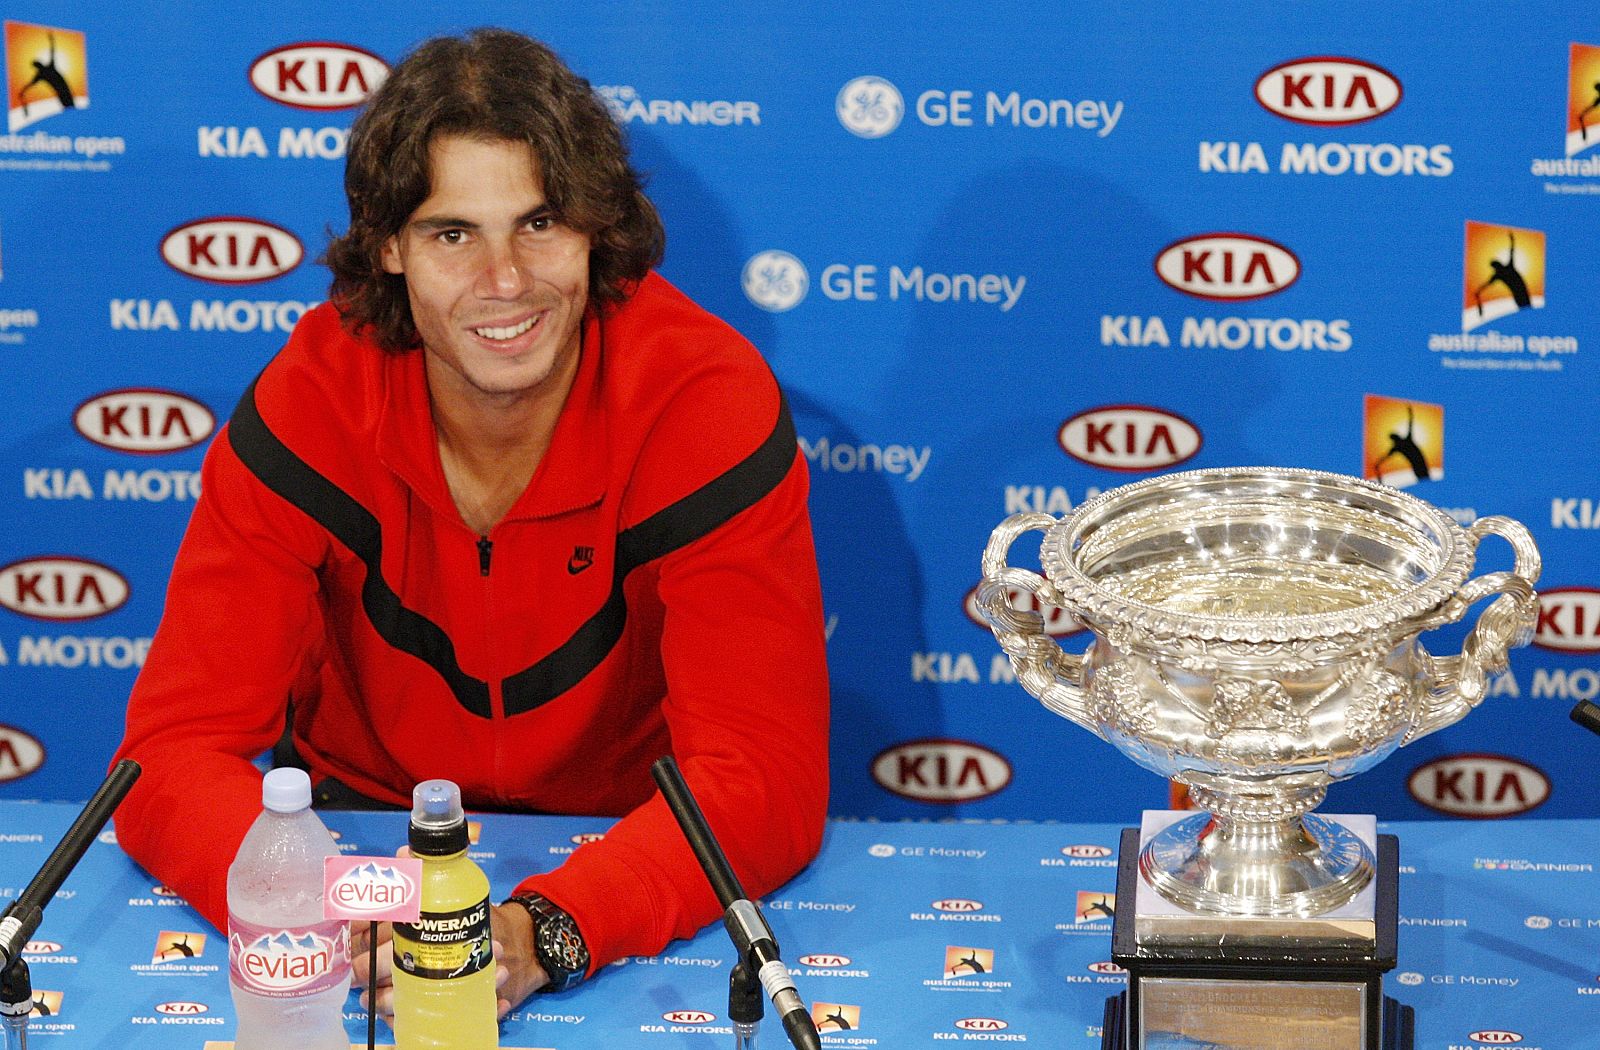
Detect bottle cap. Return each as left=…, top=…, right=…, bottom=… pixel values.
left=262, top=767, right=313, bottom=813
left=409, top=779, right=469, bottom=855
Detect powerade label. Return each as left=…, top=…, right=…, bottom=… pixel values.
left=227, top=914, right=350, bottom=997
left=393, top=897, right=492, bottom=981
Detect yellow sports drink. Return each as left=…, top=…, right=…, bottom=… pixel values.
left=392, top=780, right=498, bottom=1049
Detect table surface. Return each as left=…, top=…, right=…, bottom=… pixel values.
left=3, top=802, right=1599, bottom=1048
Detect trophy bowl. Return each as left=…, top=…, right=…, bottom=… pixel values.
left=978, top=466, right=1540, bottom=920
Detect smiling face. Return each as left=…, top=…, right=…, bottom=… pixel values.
left=381, top=134, right=592, bottom=415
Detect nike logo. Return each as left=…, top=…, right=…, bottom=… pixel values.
left=567, top=545, right=595, bottom=575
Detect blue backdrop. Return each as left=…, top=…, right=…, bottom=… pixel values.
left=2, top=2, right=1596, bottom=828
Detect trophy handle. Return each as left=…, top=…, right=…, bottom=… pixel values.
left=977, top=513, right=1100, bottom=736
left=1409, top=515, right=1542, bottom=743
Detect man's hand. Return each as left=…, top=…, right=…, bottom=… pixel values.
left=349, top=906, right=547, bottom=1023
left=489, top=900, right=550, bottom=1017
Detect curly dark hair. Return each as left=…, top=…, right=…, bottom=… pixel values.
left=324, top=28, right=665, bottom=350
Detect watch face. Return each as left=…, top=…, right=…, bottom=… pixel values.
left=540, top=917, right=589, bottom=973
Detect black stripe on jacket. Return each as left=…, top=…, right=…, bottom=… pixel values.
left=226, top=377, right=797, bottom=719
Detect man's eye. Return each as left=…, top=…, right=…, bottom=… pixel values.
left=438, top=229, right=466, bottom=244
left=530, top=216, right=553, bottom=232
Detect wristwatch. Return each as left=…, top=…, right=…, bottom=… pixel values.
left=507, top=894, right=590, bottom=993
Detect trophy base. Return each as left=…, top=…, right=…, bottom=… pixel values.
left=1101, top=992, right=1415, bottom=1050
left=1104, top=823, right=1412, bottom=1050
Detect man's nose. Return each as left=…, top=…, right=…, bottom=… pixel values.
left=477, top=239, right=530, bottom=298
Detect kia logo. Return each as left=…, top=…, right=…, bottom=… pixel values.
left=1467, top=1033, right=1522, bottom=1045
left=662, top=1010, right=715, bottom=1024
left=1155, top=233, right=1300, bottom=301
left=160, top=217, right=303, bottom=284
left=1534, top=586, right=1600, bottom=652
left=1088, top=961, right=1127, bottom=974
left=1058, top=404, right=1202, bottom=472
left=1255, top=57, right=1402, bottom=125
left=964, top=583, right=1084, bottom=638
left=0, top=726, right=44, bottom=783
left=1063, top=845, right=1113, bottom=859
left=570, top=832, right=606, bottom=845
left=22, top=942, right=61, bottom=955
left=156, top=1002, right=208, bottom=1015
left=1407, top=754, right=1550, bottom=818
left=798, top=954, right=851, bottom=967
left=151, top=885, right=181, bottom=897
left=0, top=557, right=129, bottom=621
left=249, top=42, right=388, bottom=110
left=74, top=389, right=214, bottom=454
left=871, top=739, right=1012, bottom=803
left=956, top=1018, right=1008, bottom=1031
left=932, top=899, right=984, bottom=912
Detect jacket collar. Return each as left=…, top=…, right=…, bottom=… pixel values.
left=375, top=307, right=609, bottom=528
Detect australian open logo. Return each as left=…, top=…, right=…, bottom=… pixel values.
left=1536, top=39, right=1600, bottom=177
left=742, top=250, right=808, bottom=311
left=837, top=75, right=904, bottom=137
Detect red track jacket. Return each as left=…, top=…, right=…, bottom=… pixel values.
left=112, top=272, right=830, bottom=973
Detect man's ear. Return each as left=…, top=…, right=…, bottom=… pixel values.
left=381, top=235, right=404, bottom=275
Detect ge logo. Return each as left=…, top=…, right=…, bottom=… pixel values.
left=868, top=844, right=896, bottom=858
left=836, top=75, right=904, bottom=138
left=742, top=250, right=809, bottom=312
left=1395, top=972, right=1424, bottom=987
left=1525, top=915, right=1552, bottom=930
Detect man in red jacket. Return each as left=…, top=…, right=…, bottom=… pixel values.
left=111, top=28, right=829, bottom=1018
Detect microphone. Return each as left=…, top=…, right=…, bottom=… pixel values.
left=0, top=760, right=141, bottom=970
left=651, top=756, right=821, bottom=1050
left=1572, top=700, right=1600, bottom=738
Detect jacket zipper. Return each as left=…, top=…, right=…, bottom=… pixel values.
left=477, top=535, right=493, bottom=576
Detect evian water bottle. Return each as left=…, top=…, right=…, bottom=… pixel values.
left=227, top=767, right=351, bottom=1050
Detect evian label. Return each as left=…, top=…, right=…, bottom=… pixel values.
left=160, top=218, right=303, bottom=284
left=1255, top=57, right=1402, bottom=125
left=227, top=914, right=349, bottom=997
left=1155, top=233, right=1300, bottom=301
left=1058, top=405, right=1201, bottom=471
left=323, top=856, right=421, bottom=922
left=74, top=389, right=215, bottom=454
left=1407, top=754, right=1550, bottom=818
left=249, top=42, right=388, bottom=110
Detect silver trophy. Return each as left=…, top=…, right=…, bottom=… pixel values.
left=977, top=466, right=1539, bottom=1050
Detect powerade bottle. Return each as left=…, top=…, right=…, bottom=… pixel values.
left=392, top=779, right=498, bottom=1049
left=226, top=767, right=352, bottom=1050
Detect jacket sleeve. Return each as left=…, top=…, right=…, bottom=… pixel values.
left=513, top=385, right=830, bottom=972
left=110, top=423, right=330, bottom=931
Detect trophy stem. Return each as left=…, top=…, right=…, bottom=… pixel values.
left=1139, top=783, right=1375, bottom=918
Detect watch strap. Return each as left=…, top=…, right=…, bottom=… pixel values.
left=507, top=893, right=589, bottom=993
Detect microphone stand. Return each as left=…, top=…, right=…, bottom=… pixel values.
left=650, top=756, right=822, bottom=1050
left=0, top=760, right=141, bottom=1050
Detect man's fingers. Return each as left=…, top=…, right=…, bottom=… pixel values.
left=357, top=984, right=396, bottom=1020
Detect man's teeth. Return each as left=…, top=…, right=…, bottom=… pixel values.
left=475, top=316, right=537, bottom=340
